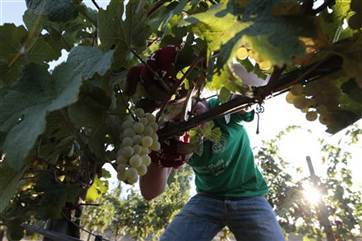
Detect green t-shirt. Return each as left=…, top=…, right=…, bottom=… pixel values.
left=187, top=98, right=268, bottom=198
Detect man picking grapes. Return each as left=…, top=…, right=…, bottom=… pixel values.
left=139, top=94, right=285, bottom=241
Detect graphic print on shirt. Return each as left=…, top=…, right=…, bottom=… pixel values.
left=192, top=138, right=230, bottom=176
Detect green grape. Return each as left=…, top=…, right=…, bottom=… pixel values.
left=140, top=117, right=149, bottom=125
left=133, top=135, right=142, bottom=145
left=117, top=163, right=127, bottom=172
left=146, top=113, right=156, bottom=122
left=259, top=60, right=272, bottom=70
left=236, top=47, right=249, bottom=60
left=135, top=108, right=145, bottom=116
left=348, top=14, right=362, bottom=30
left=129, top=154, right=142, bottom=168
left=116, top=154, right=128, bottom=164
left=306, top=111, right=318, bottom=121
left=133, top=122, right=145, bottom=134
left=144, top=126, right=154, bottom=136
left=133, top=144, right=143, bottom=154
left=136, top=165, right=148, bottom=176
left=122, top=128, right=136, bottom=138
left=293, top=96, right=311, bottom=109
left=142, top=136, right=153, bottom=147
left=151, top=133, right=159, bottom=142
left=286, top=92, right=296, bottom=104
left=290, top=84, right=304, bottom=95
left=121, top=137, right=133, bottom=146
left=141, top=155, right=151, bottom=166
left=140, top=147, right=150, bottom=155
left=150, top=122, right=158, bottom=130
left=117, top=168, right=127, bottom=181
left=121, top=146, right=134, bottom=158
left=121, top=119, right=133, bottom=129
left=126, top=168, right=138, bottom=184
left=150, top=141, right=161, bottom=151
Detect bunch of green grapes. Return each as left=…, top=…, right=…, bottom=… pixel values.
left=286, top=77, right=343, bottom=130
left=348, top=0, right=362, bottom=30
left=116, top=108, right=160, bottom=184
left=235, top=47, right=272, bottom=71
left=286, top=84, right=319, bottom=121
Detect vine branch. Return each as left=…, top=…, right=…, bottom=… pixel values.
left=158, top=55, right=343, bottom=140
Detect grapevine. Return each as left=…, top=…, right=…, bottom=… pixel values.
left=0, top=0, right=362, bottom=240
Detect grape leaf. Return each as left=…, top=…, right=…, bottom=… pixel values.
left=98, top=0, right=151, bottom=67
left=336, top=33, right=362, bottom=88
left=319, top=0, right=353, bottom=42
left=185, top=1, right=317, bottom=69
left=219, top=87, right=231, bottom=103
left=23, top=8, right=96, bottom=52
left=182, top=3, right=248, bottom=52
left=85, top=176, right=108, bottom=202
left=67, top=46, right=114, bottom=80
left=0, top=24, right=63, bottom=88
left=68, top=87, right=111, bottom=129
left=0, top=63, right=82, bottom=171
left=0, top=24, right=28, bottom=87
left=35, top=172, right=81, bottom=219
left=25, top=0, right=78, bottom=22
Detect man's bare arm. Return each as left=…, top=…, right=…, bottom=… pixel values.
left=139, top=163, right=172, bottom=200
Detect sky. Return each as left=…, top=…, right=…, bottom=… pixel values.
left=1, top=0, right=361, bottom=194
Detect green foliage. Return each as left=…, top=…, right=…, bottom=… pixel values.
left=85, top=176, right=108, bottom=202
left=67, top=46, right=114, bottom=80
left=25, top=0, right=79, bottom=22
left=81, top=166, right=192, bottom=241
left=256, top=125, right=362, bottom=239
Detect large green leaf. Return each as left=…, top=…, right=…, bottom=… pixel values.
left=182, top=3, right=247, bottom=52
left=0, top=24, right=63, bottom=88
left=185, top=0, right=317, bottom=68
left=98, top=0, right=151, bottom=67
left=0, top=24, right=28, bottom=87
left=67, top=46, right=114, bottom=80
left=35, top=172, right=81, bottom=219
left=85, top=176, right=108, bottom=202
left=0, top=63, right=82, bottom=171
left=25, top=0, right=78, bottom=22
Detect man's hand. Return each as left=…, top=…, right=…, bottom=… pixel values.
left=192, top=99, right=210, bottom=116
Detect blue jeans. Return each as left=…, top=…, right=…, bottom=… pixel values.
left=160, top=194, right=285, bottom=241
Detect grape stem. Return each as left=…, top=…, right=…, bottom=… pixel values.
left=117, top=88, right=138, bottom=121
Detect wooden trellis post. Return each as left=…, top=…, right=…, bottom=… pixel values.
left=306, top=156, right=335, bottom=241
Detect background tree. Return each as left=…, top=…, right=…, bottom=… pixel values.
left=81, top=166, right=192, bottom=241
left=256, top=125, right=362, bottom=240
